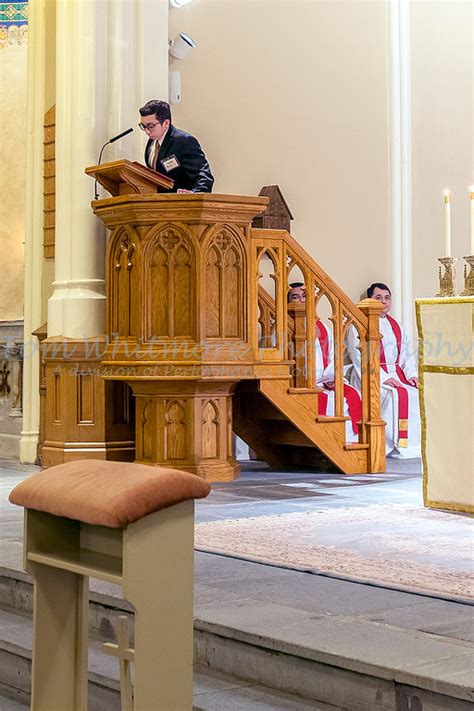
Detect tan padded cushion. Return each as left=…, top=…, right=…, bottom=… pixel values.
left=9, top=460, right=211, bottom=528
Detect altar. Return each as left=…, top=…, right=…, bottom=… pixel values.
left=416, top=297, right=473, bottom=513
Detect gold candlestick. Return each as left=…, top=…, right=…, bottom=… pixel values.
left=436, top=257, right=458, bottom=297
left=461, top=255, right=474, bottom=296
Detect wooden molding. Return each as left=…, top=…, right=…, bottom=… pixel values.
left=43, top=105, right=55, bottom=260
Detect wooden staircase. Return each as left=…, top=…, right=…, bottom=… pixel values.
left=239, top=227, right=386, bottom=475
left=233, top=380, right=369, bottom=474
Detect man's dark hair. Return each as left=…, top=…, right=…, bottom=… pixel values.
left=139, top=100, right=172, bottom=123
left=367, top=282, right=391, bottom=298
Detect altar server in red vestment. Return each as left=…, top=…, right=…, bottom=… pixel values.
left=288, top=284, right=361, bottom=443
left=346, top=282, right=421, bottom=458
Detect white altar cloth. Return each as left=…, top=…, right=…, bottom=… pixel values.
left=416, top=297, right=473, bottom=513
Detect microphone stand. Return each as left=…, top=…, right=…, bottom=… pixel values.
left=94, top=127, right=134, bottom=200
left=94, top=141, right=110, bottom=200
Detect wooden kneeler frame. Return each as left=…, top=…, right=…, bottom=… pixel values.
left=9, top=460, right=211, bottom=711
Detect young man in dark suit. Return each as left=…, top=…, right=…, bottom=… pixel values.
left=139, top=99, right=214, bottom=193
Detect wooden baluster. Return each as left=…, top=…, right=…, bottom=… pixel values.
left=274, top=243, right=286, bottom=355
left=288, top=302, right=306, bottom=388
left=306, top=276, right=316, bottom=390
left=357, top=299, right=386, bottom=472
left=332, top=301, right=344, bottom=417
left=250, top=243, right=260, bottom=357
left=258, top=300, right=271, bottom=347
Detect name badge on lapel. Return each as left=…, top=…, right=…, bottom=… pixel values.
left=161, top=155, right=180, bottom=172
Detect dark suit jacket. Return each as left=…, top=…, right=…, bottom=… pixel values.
left=145, top=124, right=214, bottom=193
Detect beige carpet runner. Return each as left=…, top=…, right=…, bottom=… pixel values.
left=195, top=503, right=474, bottom=602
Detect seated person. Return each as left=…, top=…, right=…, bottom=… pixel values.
left=345, top=282, right=421, bottom=458
left=288, top=283, right=361, bottom=443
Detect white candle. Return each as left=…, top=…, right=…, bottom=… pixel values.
left=470, top=187, right=474, bottom=256
left=443, top=190, right=451, bottom=257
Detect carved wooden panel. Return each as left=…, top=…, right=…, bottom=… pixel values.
left=145, top=227, right=195, bottom=340
left=53, top=372, right=61, bottom=423
left=205, top=247, right=220, bottom=337
left=201, top=400, right=219, bottom=459
left=43, top=105, right=55, bottom=259
left=76, top=372, right=94, bottom=424
left=141, top=400, right=154, bottom=461
left=164, top=399, right=187, bottom=460
left=204, top=229, right=245, bottom=339
left=110, top=228, right=140, bottom=337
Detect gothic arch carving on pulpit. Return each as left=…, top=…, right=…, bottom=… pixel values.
left=201, top=400, right=220, bottom=459
left=257, top=246, right=282, bottom=348
left=202, top=225, right=246, bottom=340
left=164, top=399, right=187, bottom=460
left=141, top=400, right=152, bottom=460
left=109, top=226, right=141, bottom=337
left=143, top=225, right=197, bottom=341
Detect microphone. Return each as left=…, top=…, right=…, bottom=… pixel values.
left=94, top=127, right=134, bottom=199
left=109, top=127, right=134, bottom=145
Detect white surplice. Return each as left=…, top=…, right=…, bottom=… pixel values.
left=346, top=316, right=421, bottom=458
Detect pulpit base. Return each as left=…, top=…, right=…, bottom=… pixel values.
left=129, top=380, right=241, bottom=482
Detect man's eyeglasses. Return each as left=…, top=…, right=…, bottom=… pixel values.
left=138, top=121, right=162, bottom=132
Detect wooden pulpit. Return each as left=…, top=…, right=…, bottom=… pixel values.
left=83, top=158, right=269, bottom=480
left=91, top=192, right=268, bottom=480
left=85, top=159, right=174, bottom=196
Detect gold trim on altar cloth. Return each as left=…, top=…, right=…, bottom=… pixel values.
left=422, top=365, right=474, bottom=376
left=415, top=296, right=474, bottom=305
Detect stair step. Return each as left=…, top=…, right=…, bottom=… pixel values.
left=234, top=379, right=372, bottom=474
left=345, top=442, right=370, bottom=450
left=0, top=567, right=472, bottom=710
left=0, top=606, right=339, bottom=711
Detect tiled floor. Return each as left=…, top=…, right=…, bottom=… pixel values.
left=1, top=456, right=473, bottom=710
left=195, top=457, right=422, bottom=522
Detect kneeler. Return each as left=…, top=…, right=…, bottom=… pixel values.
left=9, top=460, right=211, bottom=711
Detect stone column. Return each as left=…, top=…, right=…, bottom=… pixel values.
left=47, top=0, right=107, bottom=339
left=48, top=0, right=169, bottom=339
left=20, top=0, right=46, bottom=463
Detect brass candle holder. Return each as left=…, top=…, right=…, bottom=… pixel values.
left=436, top=257, right=458, bottom=297
left=461, top=255, right=474, bottom=296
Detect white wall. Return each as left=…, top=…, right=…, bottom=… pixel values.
left=169, top=0, right=391, bottom=302
left=170, top=0, right=473, bottom=305
left=411, top=0, right=473, bottom=299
